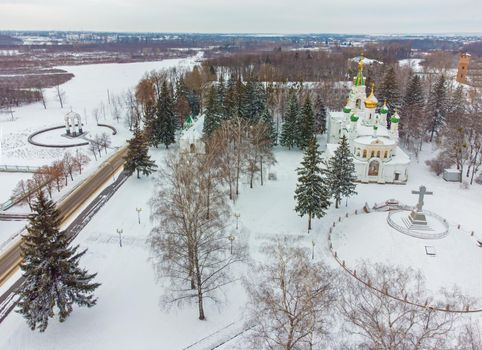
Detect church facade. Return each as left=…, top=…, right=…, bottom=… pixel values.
left=326, top=58, right=410, bottom=184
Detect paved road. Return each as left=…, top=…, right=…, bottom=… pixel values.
left=0, top=170, right=129, bottom=324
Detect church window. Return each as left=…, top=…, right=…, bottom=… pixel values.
left=356, top=99, right=361, bottom=109
left=376, top=150, right=381, bottom=158
left=371, top=150, right=375, bottom=158
left=362, top=149, right=367, bottom=158
left=384, top=151, right=388, bottom=158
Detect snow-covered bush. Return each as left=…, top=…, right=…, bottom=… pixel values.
left=425, top=153, right=453, bottom=176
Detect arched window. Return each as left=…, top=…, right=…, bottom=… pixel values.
left=384, top=151, right=388, bottom=158
left=376, top=150, right=381, bottom=158
left=363, top=149, right=367, bottom=158
left=371, top=150, right=375, bottom=158
left=356, top=99, right=361, bottom=109
left=190, top=143, right=196, bottom=153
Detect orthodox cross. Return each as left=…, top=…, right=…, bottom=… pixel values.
left=412, top=185, right=433, bottom=212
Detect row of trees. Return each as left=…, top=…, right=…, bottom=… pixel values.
left=245, top=241, right=481, bottom=350
left=295, top=136, right=357, bottom=230
left=12, top=151, right=90, bottom=209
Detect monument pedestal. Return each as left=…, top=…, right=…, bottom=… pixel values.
left=408, top=210, right=428, bottom=225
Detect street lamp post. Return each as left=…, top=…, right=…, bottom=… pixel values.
left=234, top=213, right=240, bottom=230
left=136, top=207, right=142, bottom=224
left=311, top=240, right=315, bottom=260
left=116, top=228, right=123, bottom=247
left=228, top=234, right=235, bottom=255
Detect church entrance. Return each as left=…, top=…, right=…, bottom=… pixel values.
left=368, top=159, right=380, bottom=177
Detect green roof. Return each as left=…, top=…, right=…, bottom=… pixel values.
left=391, top=115, right=400, bottom=123
left=350, top=114, right=359, bottom=122
left=343, top=106, right=352, bottom=113
left=380, top=106, right=389, bottom=114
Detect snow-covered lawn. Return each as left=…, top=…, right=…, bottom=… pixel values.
left=0, top=173, right=32, bottom=203
left=0, top=140, right=481, bottom=349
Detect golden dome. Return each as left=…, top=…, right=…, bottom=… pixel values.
left=364, top=83, right=378, bottom=109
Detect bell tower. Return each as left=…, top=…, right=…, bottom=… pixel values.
left=456, top=52, right=471, bottom=84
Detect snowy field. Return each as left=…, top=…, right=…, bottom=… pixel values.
left=0, top=54, right=200, bottom=219
left=0, top=138, right=481, bottom=349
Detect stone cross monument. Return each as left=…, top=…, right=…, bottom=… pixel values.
left=409, top=185, right=433, bottom=225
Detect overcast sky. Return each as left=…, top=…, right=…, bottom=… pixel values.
left=1, top=0, right=481, bottom=34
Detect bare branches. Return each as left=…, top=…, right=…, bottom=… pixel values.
left=245, top=242, right=336, bottom=350
left=149, top=152, right=245, bottom=320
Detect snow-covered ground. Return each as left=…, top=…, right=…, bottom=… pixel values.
left=0, top=55, right=200, bottom=242
left=0, top=138, right=481, bottom=349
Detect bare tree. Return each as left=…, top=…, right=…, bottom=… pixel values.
left=99, top=132, right=111, bottom=154
left=245, top=122, right=276, bottom=188
left=11, top=179, right=35, bottom=210
left=149, top=152, right=244, bottom=320
left=92, top=107, right=100, bottom=125
left=73, top=152, right=90, bottom=175
left=37, top=87, right=47, bottom=109
left=55, top=85, right=66, bottom=109
left=457, top=320, right=481, bottom=350
left=338, top=263, right=463, bottom=350
left=111, top=96, right=122, bottom=123
left=245, top=241, right=336, bottom=350
left=88, top=141, right=98, bottom=161
left=62, top=152, right=75, bottom=182
left=51, top=161, right=65, bottom=192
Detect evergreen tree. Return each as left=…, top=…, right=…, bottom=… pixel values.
left=446, top=85, right=465, bottom=129
left=296, top=95, right=315, bottom=149
left=314, top=94, right=327, bottom=134
left=151, top=81, right=176, bottom=148
left=203, top=86, right=222, bottom=138
left=327, top=135, right=357, bottom=208
left=280, top=91, right=299, bottom=149
left=426, top=74, right=448, bottom=142
left=260, top=107, right=278, bottom=146
left=400, top=74, right=425, bottom=148
left=224, top=74, right=237, bottom=119
left=235, top=77, right=247, bottom=119
left=294, top=137, right=330, bottom=230
left=378, top=66, right=401, bottom=125
left=217, top=74, right=226, bottom=116
left=124, top=126, right=157, bottom=178
left=16, top=190, right=100, bottom=332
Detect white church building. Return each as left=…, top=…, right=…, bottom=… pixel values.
left=326, top=58, right=410, bottom=184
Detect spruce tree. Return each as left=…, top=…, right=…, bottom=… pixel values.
left=400, top=75, right=425, bottom=147
left=280, top=91, right=299, bottom=149
left=224, top=74, right=237, bottom=119
left=153, top=81, right=176, bottom=149
left=260, top=107, right=278, bottom=146
left=294, top=137, right=330, bottom=230
left=314, top=94, right=327, bottom=134
left=296, top=95, right=315, bottom=149
left=378, top=66, right=400, bottom=120
left=427, top=74, right=448, bottom=142
left=124, top=126, right=157, bottom=178
left=327, top=135, right=357, bottom=208
left=17, top=190, right=100, bottom=332
left=203, top=86, right=222, bottom=138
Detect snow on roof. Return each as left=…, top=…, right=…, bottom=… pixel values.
left=350, top=56, right=383, bottom=65
left=180, top=115, right=204, bottom=142
left=354, top=135, right=396, bottom=146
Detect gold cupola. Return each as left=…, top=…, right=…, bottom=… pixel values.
left=364, top=83, right=378, bottom=109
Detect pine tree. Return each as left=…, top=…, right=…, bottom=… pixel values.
left=280, top=91, right=299, bottom=149
left=124, top=127, right=158, bottom=178
left=153, top=81, right=176, bottom=149
left=260, top=107, right=278, bottom=146
left=378, top=66, right=400, bottom=124
left=16, top=190, right=100, bottom=332
left=203, top=86, right=222, bottom=138
left=314, top=94, right=327, bottom=134
left=217, top=74, right=226, bottom=117
left=296, top=95, right=315, bottom=149
left=327, top=135, right=357, bottom=208
left=427, top=74, right=448, bottom=142
left=294, top=137, right=330, bottom=230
